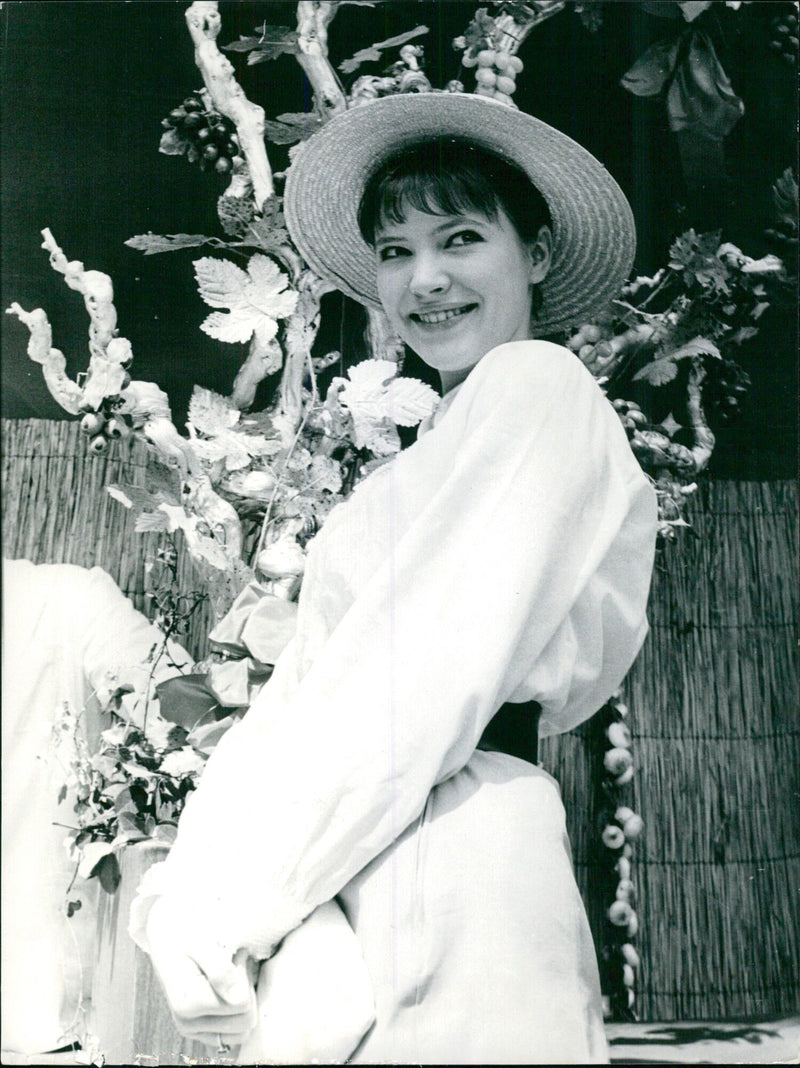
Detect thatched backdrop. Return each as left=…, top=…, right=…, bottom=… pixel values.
left=2, top=418, right=798, bottom=1021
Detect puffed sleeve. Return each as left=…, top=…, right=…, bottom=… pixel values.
left=131, top=341, right=657, bottom=958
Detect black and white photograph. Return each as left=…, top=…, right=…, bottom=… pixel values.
left=1, top=2, right=797, bottom=1064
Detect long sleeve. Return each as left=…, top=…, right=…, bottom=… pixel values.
left=131, top=341, right=657, bottom=959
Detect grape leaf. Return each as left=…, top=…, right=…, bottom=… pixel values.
left=222, top=26, right=298, bottom=62
left=262, top=111, right=326, bottom=146
left=385, top=377, right=440, bottom=427
left=668, top=336, right=721, bottom=362
left=125, top=233, right=215, bottom=256
left=339, top=26, right=428, bottom=74
left=633, top=359, right=679, bottom=386
left=159, top=128, right=190, bottom=157
left=194, top=255, right=298, bottom=346
left=135, top=510, right=170, bottom=533
left=188, top=386, right=240, bottom=438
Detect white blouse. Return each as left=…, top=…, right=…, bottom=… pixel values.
left=131, top=340, right=658, bottom=960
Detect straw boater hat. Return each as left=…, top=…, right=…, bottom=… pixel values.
left=284, top=92, right=636, bottom=337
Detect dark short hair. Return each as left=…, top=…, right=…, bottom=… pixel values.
left=357, top=137, right=551, bottom=248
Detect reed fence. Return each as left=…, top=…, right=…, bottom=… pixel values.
left=3, top=418, right=798, bottom=1021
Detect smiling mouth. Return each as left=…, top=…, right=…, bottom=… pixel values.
left=409, top=304, right=477, bottom=326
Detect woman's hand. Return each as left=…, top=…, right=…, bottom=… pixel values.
left=145, top=896, right=258, bottom=1049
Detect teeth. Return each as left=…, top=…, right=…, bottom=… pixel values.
left=414, top=306, right=471, bottom=324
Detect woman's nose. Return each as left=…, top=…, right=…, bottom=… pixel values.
left=408, top=252, right=449, bottom=297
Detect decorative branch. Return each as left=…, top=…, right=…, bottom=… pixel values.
left=185, top=1, right=273, bottom=209
left=366, top=307, right=405, bottom=365
left=5, top=303, right=83, bottom=414
left=280, top=270, right=336, bottom=433
left=294, top=1, right=347, bottom=118
left=42, top=227, right=118, bottom=360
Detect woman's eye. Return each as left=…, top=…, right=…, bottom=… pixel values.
left=447, top=229, right=483, bottom=248
left=378, top=245, right=409, bottom=262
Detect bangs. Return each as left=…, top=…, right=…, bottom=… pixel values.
left=358, top=138, right=550, bottom=247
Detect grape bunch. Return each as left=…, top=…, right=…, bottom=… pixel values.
left=701, top=358, right=751, bottom=426
left=461, top=49, right=524, bottom=107
left=162, top=93, right=243, bottom=176
left=768, top=5, right=799, bottom=66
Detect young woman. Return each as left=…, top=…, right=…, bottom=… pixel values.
left=132, top=92, right=658, bottom=1064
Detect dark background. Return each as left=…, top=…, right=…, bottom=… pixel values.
left=2, top=1, right=796, bottom=478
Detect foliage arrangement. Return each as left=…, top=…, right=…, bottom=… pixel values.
left=5, top=0, right=794, bottom=1022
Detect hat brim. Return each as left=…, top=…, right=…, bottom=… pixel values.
left=284, top=93, right=635, bottom=336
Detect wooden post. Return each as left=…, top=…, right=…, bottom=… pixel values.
left=90, top=841, right=233, bottom=1065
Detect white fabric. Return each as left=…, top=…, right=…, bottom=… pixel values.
left=1, top=560, right=192, bottom=1055
left=131, top=341, right=657, bottom=1059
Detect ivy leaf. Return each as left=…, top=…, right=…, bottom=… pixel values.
left=57, top=784, right=68, bottom=805
left=77, top=840, right=116, bottom=880
left=97, top=852, right=122, bottom=894
left=339, top=25, right=428, bottom=74
left=262, top=111, right=326, bottom=146
left=194, top=255, right=298, bottom=345
left=125, top=233, right=215, bottom=256
left=67, top=899, right=82, bottom=919
left=633, top=337, right=720, bottom=384
left=677, top=1, right=713, bottom=21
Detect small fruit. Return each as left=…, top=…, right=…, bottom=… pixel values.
left=615, top=806, right=635, bottom=825
left=602, top=825, right=625, bottom=850
left=215, top=157, right=231, bottom=175
left=607, top=900, right=633, bottom=926
left=477, top=49, right=497, bottom=67
left=508, top=55, right=524, bottom=74
left=104, top=417, right=127, bottom=440
left=203, top=144, right=219, bottom=162
left=621, top=943, right=640, bottom=969
left=616, top=878, right=636, bottom=901
left=623, top=814, right=644, bottom=841
left=89, top=435, right=109, bottom=455
left=604, top=747, right=633, bottom=777
left=476, top=67, right=498, bottom=88
left=607, top=722, right=632, bottom=748
left=80, top=412, right=105, bottom=436
left=493, top=92, right=515, bottom=106
left=461, top=52, right=478, bottom=68
left=496, top=75, right=517, bottom=95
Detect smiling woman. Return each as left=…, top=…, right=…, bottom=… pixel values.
left=360, top=139, right=553, bottom=392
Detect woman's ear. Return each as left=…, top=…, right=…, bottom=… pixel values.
left=528, top=225, right=553, bottom=285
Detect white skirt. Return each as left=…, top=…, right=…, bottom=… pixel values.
left=338, top=750, right=609, bottom=1065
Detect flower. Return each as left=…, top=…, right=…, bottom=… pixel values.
left=623, top=963, right=635, bottom=988
left=616, top=878, right=636, bottom=902
left=627, top=910, right=639, bottom=938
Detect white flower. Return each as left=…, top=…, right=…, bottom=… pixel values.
left=623, top=814, right=645, bottom=841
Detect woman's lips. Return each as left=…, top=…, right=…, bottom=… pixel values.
left=409, top=303, right=477, bottom=327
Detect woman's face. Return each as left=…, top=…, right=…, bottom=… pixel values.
left=375, top=204, right=552, bottom=393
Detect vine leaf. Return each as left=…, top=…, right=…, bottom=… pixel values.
left=222, top=25, right=299, bottom=64
left=194, top=255, right=298, bottom=345
left=339, top=26, right=428, bottom=74
left=125, top=233, right=216, bottom=256
left=633, top=336, right=720, bottom=385
left=262, top=111, right=326, bottom=146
